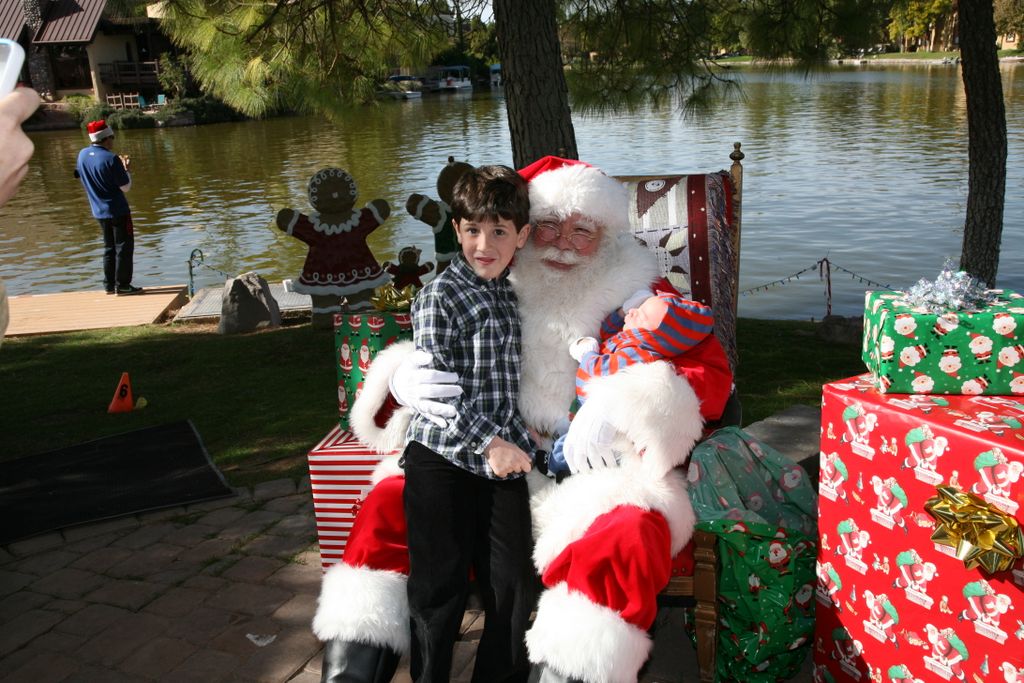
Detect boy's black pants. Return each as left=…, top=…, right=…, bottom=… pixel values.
left=403, top=440, right=535, bottom=683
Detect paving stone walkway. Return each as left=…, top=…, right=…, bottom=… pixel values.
left=0, top=406, right=821, bottom=682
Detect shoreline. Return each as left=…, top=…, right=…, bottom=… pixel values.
left=24, top=55, right=1022, bottom=132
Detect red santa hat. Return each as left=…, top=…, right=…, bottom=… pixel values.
left=86, top=119, right=114, bottom=142
left=517, top=156, right=630, bottom=234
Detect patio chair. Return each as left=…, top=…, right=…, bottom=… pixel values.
left=614, top=141, right=745, bottom=682
left=122, top=93, right=141, bottom=109
left=105, top=93, right=124, bottom=110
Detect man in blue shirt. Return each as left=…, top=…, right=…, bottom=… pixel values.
left=75, top=120, right=142, bottom=295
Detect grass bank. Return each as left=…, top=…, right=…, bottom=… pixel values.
left=0, top=318, right=863, bottom=487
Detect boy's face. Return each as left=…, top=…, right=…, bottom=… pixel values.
left=624, top=296, right=668, bottom=332
left=453, top=217, right=530, bottom=280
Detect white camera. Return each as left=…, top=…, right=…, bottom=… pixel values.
left=0, top=39, right=26, bottom=96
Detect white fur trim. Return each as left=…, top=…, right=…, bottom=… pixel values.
left=528, top=164, right=630, bottom=235
left=370, top=456, right=405, bottom=486
left=349, top=341, right=415, bottom=453
left=526, top=583, right=651, bottom=683
left=532, top=466, right=695, bottom=573
left=512, top=237, right=659, bottom=436
left=312, top=563, right=410, bottom=654
left=89, top=125, right=113, bottom=142
left=584, top=361, right=705, bottom=480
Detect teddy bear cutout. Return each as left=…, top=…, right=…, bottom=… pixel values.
left=405, top=156, right=474, bottom=274
left=276, top=167, right=391, bottom=327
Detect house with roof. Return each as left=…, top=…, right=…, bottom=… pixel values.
left=0, top=0, right=174, bottom=102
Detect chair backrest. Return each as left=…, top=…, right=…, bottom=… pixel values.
left=614, top=143, right=745, bottom=372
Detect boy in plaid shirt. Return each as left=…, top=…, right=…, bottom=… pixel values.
left=403, top=165, right=535, bottom=683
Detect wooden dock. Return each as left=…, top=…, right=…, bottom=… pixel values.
left=5, top=286, right=188, bottom=337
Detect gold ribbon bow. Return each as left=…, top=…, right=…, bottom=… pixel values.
left=371, top=284, right=417, bottom=312
left=925, top=486, right=1024, bottom=574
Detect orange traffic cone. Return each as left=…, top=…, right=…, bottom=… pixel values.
left=108, top=372, right=134, bottom=413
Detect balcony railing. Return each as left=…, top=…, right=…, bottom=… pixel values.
left=98, top=61, right=161, bottom=87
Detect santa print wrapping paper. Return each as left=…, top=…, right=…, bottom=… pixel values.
left=862, top=289, right=1024, bottom=396
left=307, top=426, right=394, bottom=571
left=814, top=375, right=1024, bottom=683
left=334, top=311, right=413, bottom=429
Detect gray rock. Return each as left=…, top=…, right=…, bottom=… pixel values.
left=218, top=272, right=282, bottom=334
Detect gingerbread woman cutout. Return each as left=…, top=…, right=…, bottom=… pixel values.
left=276, top=168, right=391, bottom=327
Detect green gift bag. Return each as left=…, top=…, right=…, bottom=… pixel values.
left=687, top=426, right=819, bottom=682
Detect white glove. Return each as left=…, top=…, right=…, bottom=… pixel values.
left=388, top=349, right=462, bottom=428
left=562, top=400, right=621, bottom=473
left=568, top=336, right=599, bottom=362
left=622, top=288, right=654, bottom=312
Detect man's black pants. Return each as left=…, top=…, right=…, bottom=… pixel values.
left=403, top=440, right=535, bottom=683
left=99, top=213, right=134, bottom=289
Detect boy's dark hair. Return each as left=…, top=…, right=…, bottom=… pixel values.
left=450, top=165, right=530, bottom=231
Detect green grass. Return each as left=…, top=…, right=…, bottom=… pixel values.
left=0, top=318, right=863, bottom=486
left=735, top=318, right=863, bottom=423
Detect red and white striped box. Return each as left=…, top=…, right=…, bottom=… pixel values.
left=307, top=426, right=395, bottom=571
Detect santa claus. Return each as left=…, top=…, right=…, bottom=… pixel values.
left=310, top=157, right=733, bottom=683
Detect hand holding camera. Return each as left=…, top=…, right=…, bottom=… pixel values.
left=0, top=40, right=40, bottom=208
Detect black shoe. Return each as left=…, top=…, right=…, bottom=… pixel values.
left=320, top=639, right=400, bottom=683
left=115, top=285, right=144, bottom=296
left=105, top=289, right=116, bottom=295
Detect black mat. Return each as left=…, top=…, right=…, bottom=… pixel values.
left=0, top=420, right=234, bottom=544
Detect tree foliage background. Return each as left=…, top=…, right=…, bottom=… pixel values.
left=153, top=0, right=1013, bottom=282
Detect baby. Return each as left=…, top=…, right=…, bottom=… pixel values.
left=547, top=291, right=716, bottom=475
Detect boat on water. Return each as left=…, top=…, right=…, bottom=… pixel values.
left=424, top=65, right=473, bottom=92
left=378, top=75, right=424, bottom=100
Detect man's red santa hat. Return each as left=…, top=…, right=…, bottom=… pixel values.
left=518, top=156, right=630, bottom=234
left=86, top=119, right=114, bottom=143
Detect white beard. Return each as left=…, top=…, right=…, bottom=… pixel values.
left=510, top=235, right=659, bottom=437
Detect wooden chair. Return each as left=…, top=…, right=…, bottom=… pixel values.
left=122, top=93, right=141, bottom=109
left=105, top=93, right=124, bottom=110
left=614, top=142, right=745, bottom=683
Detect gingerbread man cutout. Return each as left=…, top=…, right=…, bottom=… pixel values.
left=383, top=246, right=434, bottom=289
left=405, top=156, right=473, bottom=274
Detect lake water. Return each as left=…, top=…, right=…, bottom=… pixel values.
left=3, top=63, right=1022, bottom=319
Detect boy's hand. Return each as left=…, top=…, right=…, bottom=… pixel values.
left=568, top=336, right=598, bottom=362
left=484, top=436, right=533, bottom=478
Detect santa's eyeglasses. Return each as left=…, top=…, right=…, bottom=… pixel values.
left=533, top=220, right=598, bottom=250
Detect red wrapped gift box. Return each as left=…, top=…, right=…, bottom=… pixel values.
left=814, top=375, right=1024, bottom=683
left=307, top=426, right=396, bottom=571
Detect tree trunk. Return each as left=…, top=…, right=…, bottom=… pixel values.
left=494, top=0, right=578, bottom=167
left=958, top=0, right=1007, bottom=286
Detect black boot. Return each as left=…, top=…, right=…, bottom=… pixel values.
left=320, top=639, right=400, bottom=683
left=527, top=662, right=585, bottom=683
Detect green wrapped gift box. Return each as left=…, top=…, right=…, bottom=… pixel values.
left=334, top=312, right=413, bottom=429
left=862, top=289, right=1024, bottom=395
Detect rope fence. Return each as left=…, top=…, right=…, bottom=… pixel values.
left=740, top=257, right=894, bottom=316
left=187, top=249, right=235, bottom=298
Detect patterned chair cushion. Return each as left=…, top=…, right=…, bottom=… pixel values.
left=616, top=172, right=739, bottom=371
